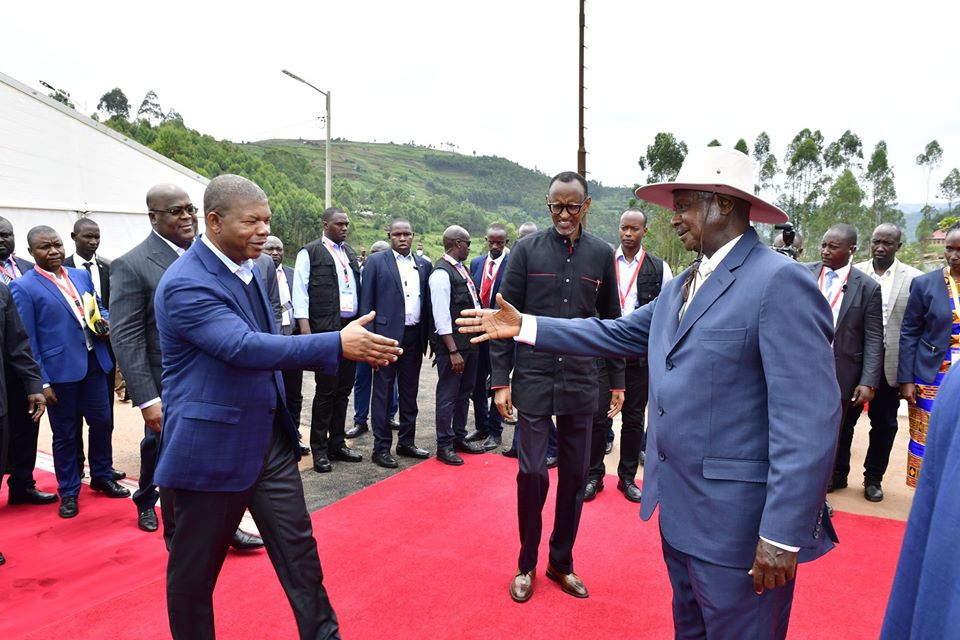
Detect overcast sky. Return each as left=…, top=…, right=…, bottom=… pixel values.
left=4, top=0, right=958, bottom=204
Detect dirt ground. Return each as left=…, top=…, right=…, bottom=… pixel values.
left=40, top=359, right=915, bottom=520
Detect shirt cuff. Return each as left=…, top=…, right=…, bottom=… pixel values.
left=760, top=536, right=800, bottom=553
left=138, top=397, right=161, bottom=410
left=42, top=383, right=50, bottom=389
left=610, top=389, right=625, bottom=393
left=514, top=314, right=537, bottom=345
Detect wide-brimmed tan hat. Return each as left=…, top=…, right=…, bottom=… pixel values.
left=634, top=146, right=788, bottom=224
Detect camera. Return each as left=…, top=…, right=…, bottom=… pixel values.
left=773, top=222, right=800, bottom=260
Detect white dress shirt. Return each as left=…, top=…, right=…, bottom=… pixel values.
left=153, top=229, right=188, bottom=256
left=429, top=257, right=480, bottom=336
left=68, top=254, right=103, bottom=298
left=615, top=245, right=674, bottom=316
left=818, top=262, right=852, bottom=327
left=201, top=234, right=254, bottom=284
left=857, top=258, right=898, bottom=328
left=394, top=250, right=422, bottom=326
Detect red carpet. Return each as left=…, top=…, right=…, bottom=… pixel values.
left=1, top=457, right=904, bottom=639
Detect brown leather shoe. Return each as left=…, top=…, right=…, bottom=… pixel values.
left=546, top=563, right=588, bottom=598
left=509, top=570, right=534, bottom=603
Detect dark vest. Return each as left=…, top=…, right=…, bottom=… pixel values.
left=303, top=239, right=361, bottom=333
left=634, top=252, right=665, bottom=310
left=430, top=259, right=478, bottom=355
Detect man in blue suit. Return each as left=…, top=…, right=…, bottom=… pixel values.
left=466, top=223, right=509, bottom=450
left=10, top=226, right=127, bottom=519
left=154, top=175, right=402, bottom=640
left=459, top=148, right=840, bottom=639
left=358, top=219, right=433, bottom=469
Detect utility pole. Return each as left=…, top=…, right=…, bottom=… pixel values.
left=577, top=0, right=586, bottom=178
left=282, top=69, right=332, bottom=209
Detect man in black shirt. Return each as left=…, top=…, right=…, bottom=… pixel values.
left=491, top=171, right=624, bottom=602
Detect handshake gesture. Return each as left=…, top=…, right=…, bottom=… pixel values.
left=455, top=293, right=522, bottom=342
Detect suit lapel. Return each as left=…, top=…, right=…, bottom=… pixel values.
left=34, top=270, right=82, bottom=319
left=195, top=240, right=262, bottom=332
left=836, top=270, right=861, bottom=328
left=889, top=263, right=906, bottom=308
left=386, top=252, right=405, bottom=296
left=146, top=233, right=181, bottom=271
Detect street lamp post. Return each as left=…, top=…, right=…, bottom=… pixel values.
left=282, top=69, right=332, bottom=209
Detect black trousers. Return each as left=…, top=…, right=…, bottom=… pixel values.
left=435, top=350, right=478, bottom=450
left=516, top=412, right=591, bottom=575
left=132, top=426, right=161, bottom=511
left=836, top=377, right=901, bottom=480
left=164, top=424, right=339, bottom=640
left=4, top=367, right=40, bottom=492
left=588, top=361, right=647, bottom=482
left=371, top=325, right=422, bottom=455
left=283, top=368, right=304, bottom=429
left=310, top=321, right=356, bottom=461
left=589, top=362, right=613, bottom=481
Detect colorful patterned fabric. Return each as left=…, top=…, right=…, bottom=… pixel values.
left=907, top=269, right=960, bottom=486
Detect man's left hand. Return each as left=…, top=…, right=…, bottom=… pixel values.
left=27, top=393, right=46, bottom=423
left=748, top=538, right=798, bottom=595
left=607, top=390, right=624, bottom=418
left=851, top=385, right=874, bottom=407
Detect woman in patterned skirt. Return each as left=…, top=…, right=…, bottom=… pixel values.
left=898, top=222, right=960, bottom=486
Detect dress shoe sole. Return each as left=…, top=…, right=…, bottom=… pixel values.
left=8, top=494, right=58, bottom=505
left=329, top=454, right=363, bottom=463
left=313, top=465, right=333, bottom=473
left=396, top=450, right=430, bottom=459
left=373, top=458, right=399, bottom=469
left=546, top=567, right=589, bottom=599
left=437, top=457, right=464, bottom=466
left=90, top=485, right=131, bottom=499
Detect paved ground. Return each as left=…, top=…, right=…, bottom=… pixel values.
left=39, top=359, right=915, bottom=521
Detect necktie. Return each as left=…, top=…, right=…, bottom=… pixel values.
left=0, top=260, right=11, bottom=284
left=480, top=259, right=495, bottom=307
left=83, top=261, right=93, bottom=272
left=823, top=270, right=838, bottom=301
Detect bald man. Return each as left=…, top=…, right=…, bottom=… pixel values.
left=155, top=174, right=401, bottom=639
left=429, top=226, right=485, bottom=465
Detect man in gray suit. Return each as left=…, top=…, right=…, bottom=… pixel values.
left=808, top=223, right=884, bottom=494
left=847, top=224, right=922, bottom=501
left=109, top=184, right=263, bottom=550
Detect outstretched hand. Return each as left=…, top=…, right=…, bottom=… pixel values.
left=341, top=311, right=404, bottom=369
left=456, top=293, right=522, bottom=343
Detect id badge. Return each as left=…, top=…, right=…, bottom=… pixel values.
left=951, top=347, right=960, bottom=365
left=339, top=283, right=355, bottom=314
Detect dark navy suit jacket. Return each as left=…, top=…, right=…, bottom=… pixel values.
left=10, top=267, right=112, bottom=385
left=153, top=239, right=340, bottom=492
left=898, top=268, right=954, bottom=385
left=470, top=253, right=508, bottom=309
left=533, top=229, right=840, bottom=568
left=358, top=249, right=432, bottom=353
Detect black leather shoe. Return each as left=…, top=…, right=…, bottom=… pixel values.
left=464, top=430, right=487, bottom=442
left=605, top=441, right=613, bottom=455
left=617, top=478, right=642, bottom=503
left=345, top=423, right=369, bottom=439
left=639, top=450, right=646, bottom=467
left=502, top=415, right=518, bottom=425
left=389, top=418, right=401, bottom=431
left=329, top=446, right=362, bottom=463
left=864, top=477, right=884, bottom=502
left=8, top=486, right=58, bottom=505
left=298, top=442, right=311, bottom=456
left=502, top=447, right=518, bottom=458
left=453, top=439, right=484, bottom=454
left=230, top=529, right=264, bottom=551
left=827, top=474, right=848, bottom=493
left=89, top=479, right=131, bottom=498
left=584, top=478, right=604, bottom=501
left=396, top=444, right=430, bottom=459
left=111, top=468, right=127, bottom=481
left=0, top=552, right=5, bottom=566
left=138, top=507, right=159, bottom=532
left=59, top=496, right=79, bottom=519
left=482, top=435, right=502, bottom=451
left=313, top=457, right=333, bottom=473
left=372, top=452, right=399, bottom=469
left=436, top=448, right=464, bottom=466
left=545, top=456, right=558, bottom=469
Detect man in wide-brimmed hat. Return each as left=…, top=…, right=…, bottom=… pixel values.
left=458, top=147, right=841, bottom=639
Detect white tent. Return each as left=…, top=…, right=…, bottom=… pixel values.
left=0, top=71, right=208, bottom=260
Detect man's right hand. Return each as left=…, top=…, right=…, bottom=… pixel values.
left=341, top=311, right=403, bottom=368
left=457, top=293, right=522, bottom=343
left=142, top=402, right=163, bottom=433
left=43, top=387, right=58, bottom=407
left=900, top=383, right=917, bottom=405
left=494, top=387, right=514, bottom=419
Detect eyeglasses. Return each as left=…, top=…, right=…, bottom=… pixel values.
left=150, top=205, right=198, bottom=216
left=456, top=239, right=472, bottom=247
left=546, top=199, right=587, bottom=215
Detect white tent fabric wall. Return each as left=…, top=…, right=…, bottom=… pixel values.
left=0, top=72, right=208, bottom=260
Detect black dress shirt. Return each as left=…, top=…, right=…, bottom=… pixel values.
left=490, top=227, right=624, bottom=415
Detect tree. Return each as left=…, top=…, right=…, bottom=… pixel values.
left=734, top=138, right=749, bottom=155
left=753, top=132, right=776, bottom=195
left=97, top=88, right=130, bottom=119
left=865, top=141, right=898, bottom=226
left=939, top=168, right=960, bottom=213
left=137, top=90, right=164, bottom=123
left=916, top=140, right=944, bottom=205
left=638, top=132, right=688, bottom=183
left=164, top=108, right=183, bottom=123
left=48, top=89, right=74, bottom=109
left=784, top=128, right=826, bottom=234
left=823, top=129, right=863, bottom=173
left=814, top=169, right=868, bottom=256
left=707, top=139, right=721, bottom=147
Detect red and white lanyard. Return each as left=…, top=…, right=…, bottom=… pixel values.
left=36, top=267, right=85, bottom=324
left=323, top=238, right=352, bottom=285
left=616, top=247, right=646, bottom=311
left=443, top=254, right=480, bottom=305
left=818, top=266, right=850, bottom=310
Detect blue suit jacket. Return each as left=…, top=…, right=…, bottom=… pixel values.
left=154, top=239, right=340, bottom=492
left=898, top=268, right=953, bottom=385
left=358, top=249, right=432, bottom=353
left=10, top=267, right=112, bottom=384
left=470, top=253, right=508, bottom=309
left=534, top=229, right=840, bottom=568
